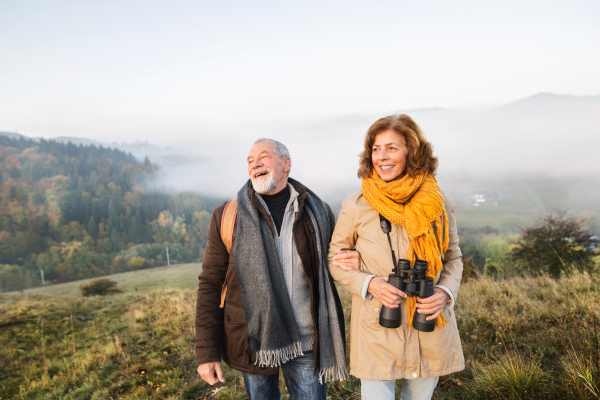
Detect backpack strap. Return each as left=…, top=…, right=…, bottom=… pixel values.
left=219, top=198, right=237, bottom=308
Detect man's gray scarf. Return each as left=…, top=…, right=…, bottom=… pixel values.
left=233, top=181, right=347, bottom=383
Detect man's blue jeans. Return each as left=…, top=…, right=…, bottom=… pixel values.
left=242, top=351, right=326, bottom=400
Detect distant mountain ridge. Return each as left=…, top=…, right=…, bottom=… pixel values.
left=0, top=132, right=176, bottom=170
left=498, top=92, right=600, bottom=112
left=53, top=136, right=103, bottom=146
left=2, top=92, right=599, bottom=199
left=0, top=131, right=26, bottom=139
left=1, top=91, right=597, bottom=149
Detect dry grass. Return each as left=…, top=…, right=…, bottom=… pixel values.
left=561, top=345, right=600, bottom=399
left=466, top=348, right=545, bottom=399
left=440, top=273, right=600, bottom=399
left=1, top=266, right=599, bottom=399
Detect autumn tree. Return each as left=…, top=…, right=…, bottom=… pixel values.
left=510, top=212, right=596, bottom=278
left=151, top=210, right=174, bottom=243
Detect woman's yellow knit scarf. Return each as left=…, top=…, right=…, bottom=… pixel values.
left=362, top=170, right=449, bottom=328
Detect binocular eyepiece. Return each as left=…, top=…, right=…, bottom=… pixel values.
left=379, top=259, right=436, bottom=332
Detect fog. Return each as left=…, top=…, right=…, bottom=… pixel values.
left=3, top=0, right=600, bottom=211
left=126, top=93, right=600, bottom=206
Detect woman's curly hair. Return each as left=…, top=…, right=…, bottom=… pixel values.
left=357, top=114, right=438, bottom=179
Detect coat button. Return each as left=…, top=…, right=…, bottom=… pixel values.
left=412, top=373, right=418, bottom=378
left=226, top=315, right=230, bottom=322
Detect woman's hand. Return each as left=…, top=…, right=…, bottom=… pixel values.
left=332, top=249, right=360, bottom=271
left=367, top=276, right=407, bottom=308
left=416, top=288, right=449, bottom=321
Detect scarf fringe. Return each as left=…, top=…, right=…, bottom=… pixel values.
left=318, top=366, right=349, bottom=384
left=255, top=341, right=303, bottom=368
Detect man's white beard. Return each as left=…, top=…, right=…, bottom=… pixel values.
left=251, top=168, right=278, bottom=194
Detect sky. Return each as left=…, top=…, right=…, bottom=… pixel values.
left=1, top=0, right=599, bottom=144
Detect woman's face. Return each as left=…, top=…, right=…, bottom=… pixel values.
left=372, top=129, right=409, bottom=182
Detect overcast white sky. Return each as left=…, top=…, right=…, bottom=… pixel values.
left=1, top=0, right=599, bottom=143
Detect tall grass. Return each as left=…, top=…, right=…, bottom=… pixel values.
left=447, top=273, right=600, bottom=399
left=1, top=271, right=599, bottom=399
left=561, top=345, right=600, bottom=399
left=467, top=347, right=545, bottom=399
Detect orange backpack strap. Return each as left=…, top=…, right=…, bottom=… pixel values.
left=219, top=198, right=237, bottom=308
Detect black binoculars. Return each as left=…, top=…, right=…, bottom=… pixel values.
left=379, top=259, right=436, bottom=332
left=377, top=214, right=436, bottom=332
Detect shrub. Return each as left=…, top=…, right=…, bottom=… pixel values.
left=79, top=278, right=122, bottom=296
left=126, top=256, right=154, bottom=271
left=462, top=257, right=480, bottom=282
left=483, top=258, right=500, bottom=278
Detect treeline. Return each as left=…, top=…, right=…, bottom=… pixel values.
left=0, top=135, right=221, bottom=292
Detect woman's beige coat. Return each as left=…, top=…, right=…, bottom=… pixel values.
left=328, top=190, right=464, bottom=380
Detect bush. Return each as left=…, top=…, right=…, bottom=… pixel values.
left=483, top=258, right=500, bottom=278
left=126, top=256, right=155, bottom=271
left=462, top=257, right=480, bottom=283
left=79, top=278, right=122, bottom=296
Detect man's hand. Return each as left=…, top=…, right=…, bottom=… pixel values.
left=367, top=276, right=407, bottom=308
left=197, top=361, right=225, bottom=385
left=332, top=249, right=360, bottom=271
left=416, top=288, right=449, bottom=321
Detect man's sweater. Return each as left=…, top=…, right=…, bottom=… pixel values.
left=260, top=187, right=290, bottom=235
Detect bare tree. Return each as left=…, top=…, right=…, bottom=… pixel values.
left=510, top=212, right=596, bottom=278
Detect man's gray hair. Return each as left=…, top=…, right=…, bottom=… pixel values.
left=253, top=138, right=292, bottom=171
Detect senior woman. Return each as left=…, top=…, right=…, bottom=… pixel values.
left=329, top=114, right=464, bottom=400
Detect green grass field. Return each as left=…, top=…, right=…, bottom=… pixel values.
left=454, top=207, right=537, bottom=233
left=8, top=263, right=203, bottom=297
left=1, top=263, right=600, bottom=399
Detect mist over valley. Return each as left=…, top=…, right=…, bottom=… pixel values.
left=6, top=92, right=598, bottom=232
left=130, top=93, right=600, bottom=209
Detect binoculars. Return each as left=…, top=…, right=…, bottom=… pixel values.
left=379, top=259, right=436, bottom=332
left=377, top=214, right=436, bottom=332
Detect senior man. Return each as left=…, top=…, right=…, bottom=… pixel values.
left=195, top=138, right=358, bottom=400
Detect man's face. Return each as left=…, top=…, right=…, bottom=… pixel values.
left=247, top=141, right=290, bottom=195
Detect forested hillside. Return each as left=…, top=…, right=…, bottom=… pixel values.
left=0, top=136, right=220, bottom=292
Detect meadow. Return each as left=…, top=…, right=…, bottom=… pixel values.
left=1, top=263, right=599, bottom=399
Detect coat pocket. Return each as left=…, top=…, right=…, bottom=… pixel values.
left=360, top=298, right=406, bottom=340
left=222, top=303, right=250, bottom=365
left=361, top=297, right=382, bottom=323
